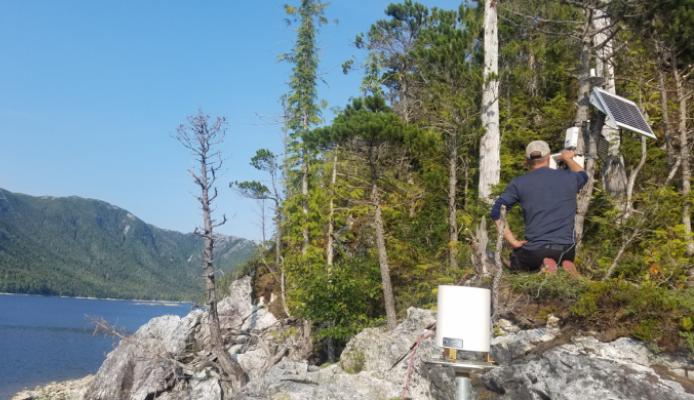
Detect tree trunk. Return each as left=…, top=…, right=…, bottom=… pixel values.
left=463, top=156, right=470, bottom=210
left=478, top=0, right=500, bottom=201
left=604, top=229, right=638, bottom=280
left=656, top=43, right=675, bottom=166
left=274, top=203, right=282, bottom=270
left=574, top=29, right=598, bottom=246
left=324, top=149, right=339, bottom=360
left=448, top=136, right=459, bottom=270
left=528, top=48, right=538, bottom=97
left=370, top=160, right=397, bottom=330
left=407, top=168, right=417, bottom=218
left=198, top=160, right=247, bottom=392
left=178, top=115, right=247, bottom=392
left=301, top=149, right=310, bottom=256
left=624, top=136, right=647, bottom=219
left=492, top=206, right=505, bottom=322
left=280, top=266, right=290, bottom=317
left=576, top=113, right=602, bottom=248
left=476, top=0, right=500, bottom=277
left=673, top=62, right=694, bottom=255
left=326, top=149, right=338, bottom=267
left=273, top=199, right=291, bottom=318
left=593, top=4, right=627, bottom=200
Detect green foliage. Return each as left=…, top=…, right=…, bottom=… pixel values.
left=573, top=280, right=692, bottom=349
left=293, top=256, right=384, bottom=342
left=283, top=0, right=326, bottom=136
left=508, top=273, right=587, bottom=301
left=232, top=180, right=270, bottom=200
left=509, top=273, right=694, bottom=353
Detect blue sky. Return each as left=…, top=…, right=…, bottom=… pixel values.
left=0, top=0, right=454, bottom=241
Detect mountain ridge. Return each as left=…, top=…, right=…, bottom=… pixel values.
left=0, top=188, right=256, bottom=300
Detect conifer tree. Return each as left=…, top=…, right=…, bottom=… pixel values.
left=330, top=97, right=417, bottom=330
left=232, top=149, right=290, bottom=316
left=283, top=0, right=326, bottom=257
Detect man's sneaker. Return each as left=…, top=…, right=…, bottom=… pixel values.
left=541, top=258, right=558, bottom=274
left=561, top=260, right=580, bottom=278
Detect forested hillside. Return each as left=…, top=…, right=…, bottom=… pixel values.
left=0, top=188, right=256, bottom=300
left=234, top=0, right=693, bottom=357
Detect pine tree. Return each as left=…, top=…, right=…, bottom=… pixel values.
left=283, top=0, right=327, bottom=257
left=330, top=97, right=418, bottom=330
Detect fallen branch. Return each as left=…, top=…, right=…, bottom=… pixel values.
left=399, top=326, right=436, bottom=400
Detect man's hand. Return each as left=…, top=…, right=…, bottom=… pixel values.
left=559, top=149, right=584, bottom=173
left=510, top=239, right=527, bottom=249
left=559, top=149, right=576, bottom=162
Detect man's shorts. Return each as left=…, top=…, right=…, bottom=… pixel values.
left=510, top=243, right=576, bottom=272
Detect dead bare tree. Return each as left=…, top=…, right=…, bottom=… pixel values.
left=176, top=111, right=247, bottom=392
left=476, top=0, right=501, bottom=278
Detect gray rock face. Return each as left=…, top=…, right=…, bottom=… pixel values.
left=482, top=336, right=694, bottom=400
left=340, top=307, right=435, bottom=375
left=83, top=312, right=202, bottom=400
left=239, top=307, right=453, bottom=400
left=189, top=374, right=222, bottom=400
left=491, top=323, right=560, bottom=364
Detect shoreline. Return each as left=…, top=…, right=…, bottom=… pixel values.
left=0, top=291, right=193, bottom=306
left=11, top=375, right=94, bottom=400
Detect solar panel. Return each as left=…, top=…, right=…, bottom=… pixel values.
left=589, top=88, right=656, bottom=139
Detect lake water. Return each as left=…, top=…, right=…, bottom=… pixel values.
left=0, top=293, right=192, bottom=399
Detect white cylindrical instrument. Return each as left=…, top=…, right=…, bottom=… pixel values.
left=436, top=285, right=491, bottom=353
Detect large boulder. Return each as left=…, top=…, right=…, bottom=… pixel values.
left=481, top=336, right=694, bottom=400
left=83, top=311, right=202, bottom=400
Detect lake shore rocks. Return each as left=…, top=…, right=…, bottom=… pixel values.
left=16, top=277, right=694, bottom=400
left=11, top=375, right=94, bottom=400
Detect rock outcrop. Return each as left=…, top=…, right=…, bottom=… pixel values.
left=483, top=319, right=694, bottom=400
left=24, top=278, right=693, bottom=400
left=237, top=307, right=454, bottom=400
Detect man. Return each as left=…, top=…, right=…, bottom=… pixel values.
left=490, top=140, right=588, bottom=275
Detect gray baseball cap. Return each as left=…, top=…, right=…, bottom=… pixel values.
left=525, top=140, right=551, bottom=159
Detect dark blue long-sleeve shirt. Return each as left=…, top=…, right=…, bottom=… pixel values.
left=490, top=167, right=588, bottom=249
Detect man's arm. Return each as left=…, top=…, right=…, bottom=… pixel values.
left=560, top=149, right=583, bottom=172
left=490, top=184, right=525, bottom=249
left=559, top=149, right=589, bottom=188
left=495, top=217, right=527, bottom=249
